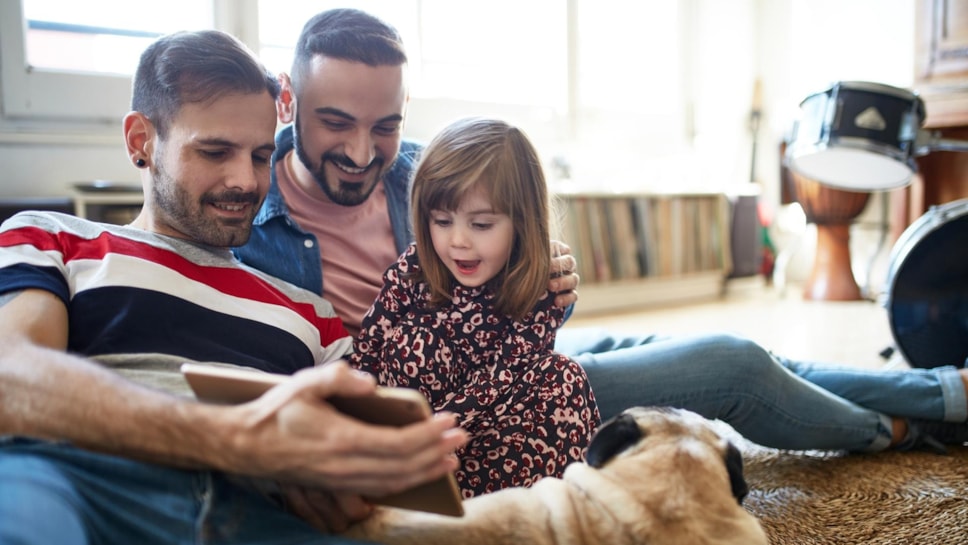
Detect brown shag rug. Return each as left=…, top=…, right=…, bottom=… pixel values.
left=731, top=430, right=968, bottom=544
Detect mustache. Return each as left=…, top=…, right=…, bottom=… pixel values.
left=201, top=191, right=260, bottom=205
left=322, top=152, right=383, bottom=171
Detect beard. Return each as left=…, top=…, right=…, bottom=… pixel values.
left=150, top=160, right=260, bottom=247
left=293, top=115, right=387, bottom=207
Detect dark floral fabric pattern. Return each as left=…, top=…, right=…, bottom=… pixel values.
left=351, top=244, right=600, bottom=497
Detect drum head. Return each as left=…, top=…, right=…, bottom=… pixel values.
left=886, top=199, right=968, bottom=368
left=788, top=147, right=913, bottom=191
left=786, top=81, right=924, bottom=191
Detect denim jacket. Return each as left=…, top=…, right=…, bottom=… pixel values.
left=232, top=125, right=423, bottom=296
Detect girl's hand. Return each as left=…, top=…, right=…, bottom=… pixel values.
left=278, top=484, right=373, bottom=534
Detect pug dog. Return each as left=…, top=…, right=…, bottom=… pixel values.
left=344, top=406, right=767, bottom=545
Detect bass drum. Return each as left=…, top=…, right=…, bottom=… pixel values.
left=885, top=198, right=968, bottom=368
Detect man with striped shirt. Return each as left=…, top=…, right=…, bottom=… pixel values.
left=0, top=30, right=465, bottom=544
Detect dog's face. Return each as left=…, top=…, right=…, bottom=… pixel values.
left=585, top=406, right=749, bottom=504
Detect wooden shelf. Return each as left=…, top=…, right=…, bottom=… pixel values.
left=72, top=190, right=143, bottom=224
left=0, top=197, right=74, bottom=224
left=558, top=191, right=731, bottom=315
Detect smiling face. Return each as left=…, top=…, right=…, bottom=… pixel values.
left=287, top=56, right=407, bottom=206
left=428, top=185, right=515, bottom=288
left=143, top=91, right=277, bottom=246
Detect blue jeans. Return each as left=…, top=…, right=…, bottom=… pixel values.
left=556, top=328, right=967, bottom=452
left=0, top=438, right=382, bottom=545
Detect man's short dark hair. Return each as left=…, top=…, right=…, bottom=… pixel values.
left=131, top=30, right=280, bottom=138
left=291, top=8, right=407, bottom=91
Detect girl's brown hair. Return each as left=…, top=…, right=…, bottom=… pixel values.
left=410, top=117, right=552, bottom=319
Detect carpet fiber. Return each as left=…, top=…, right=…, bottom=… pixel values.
left=736, top=435, right=968, bottom=544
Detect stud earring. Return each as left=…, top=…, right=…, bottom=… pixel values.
left=135, top=158, right=146, bottom=168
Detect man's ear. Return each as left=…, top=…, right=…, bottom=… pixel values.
left=123, top=111, right=154, bottom=168
left=277, top=73, right=296, bottom=124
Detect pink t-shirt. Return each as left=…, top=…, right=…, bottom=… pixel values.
left=277, top=156, right=399, bottom=337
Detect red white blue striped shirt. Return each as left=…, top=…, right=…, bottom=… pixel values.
left=0, top=212, right=352, bottom=374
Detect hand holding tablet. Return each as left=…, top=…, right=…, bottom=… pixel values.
left=180, top=363, right=464, bottom=517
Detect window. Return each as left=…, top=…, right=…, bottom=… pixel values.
left=0, top=0, right=691, bottom=176
left=257, top=0, right=569, bottom=109
left=255, top=0, right=691, bottom=179
left=0, top=0, right=211, bottom=122
left=258, top=1, right=418, bottom=80
left=577, top=1, right=682, bottom=113
left=572, top=0, right=691, bottom=163
left=23, top=0, right=211, bottom=75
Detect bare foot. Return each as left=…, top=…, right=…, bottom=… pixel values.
left=889, top=417, right=908, bottom=448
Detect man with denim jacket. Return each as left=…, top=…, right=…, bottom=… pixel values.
left=236, top=130, right=420, bottom=336
left=236, top=8, right=968, bottom=456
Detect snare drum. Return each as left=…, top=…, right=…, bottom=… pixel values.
left=786, top=81, right=925, bottom=191
left=885, top=198, right=968, bottom=368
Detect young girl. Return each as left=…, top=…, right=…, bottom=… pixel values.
left=350, top=117, right=600, bottom=498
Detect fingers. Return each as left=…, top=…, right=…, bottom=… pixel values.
left=549, top=242, right=579, bottom=290
left=549, top=255, right=580, bottom=310
left=549, top=253, right=577, bottom=278
left=550, top=270, right=579, bottom=293
left=335, top=493, right=374, bottom=525
left=313, top=412, right=467, bottom=496
left=292, top=360, right=378, bottom=399
left=550, top=239, right=573, bottom=258
left=283, top=486, right=342, bottom=533
left=253, top=380, right=467, bottom=496
left=234, top=362, right=468, bottom=498
left=282, top=486, right=371, bottom=533
left=555, top=289, right=579, bottom=309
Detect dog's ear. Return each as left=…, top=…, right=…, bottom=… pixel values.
left=585, top=413, right=643, bottom=468
left=724, top=442, right=749, bottom=504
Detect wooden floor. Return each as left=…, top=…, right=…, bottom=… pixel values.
left=562, top=276, right=903, bottom=371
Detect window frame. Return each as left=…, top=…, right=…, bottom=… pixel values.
left=0, top=0, right=258, bottom=127
left=0, top=1, right=133, bottom=122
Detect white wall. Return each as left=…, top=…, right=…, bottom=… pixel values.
left=756, top=0, right=915, bottom=208
left=0, top=133, right=135, bottom=197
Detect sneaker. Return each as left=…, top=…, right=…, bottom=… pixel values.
left=903, top=419, right=968, bottom=453
left=894, top=420, right=948, bottom=454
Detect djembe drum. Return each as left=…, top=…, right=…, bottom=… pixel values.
left=785, top=81, right=926, bottom=300
left=792, top=171, right=870, bottom=300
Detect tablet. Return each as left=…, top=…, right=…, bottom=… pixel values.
left=180, top=363, right=464, bottom=517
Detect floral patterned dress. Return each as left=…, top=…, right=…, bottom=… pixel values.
left=350, top=244, right=600, bottom=497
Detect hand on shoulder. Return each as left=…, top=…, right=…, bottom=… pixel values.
left=550, top=240, right=580, bottom=308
